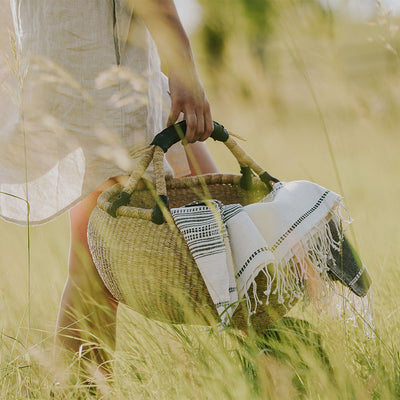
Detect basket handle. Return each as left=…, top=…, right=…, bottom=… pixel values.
left=107, top=121, right=279, bottom=222
left=150, top=120, right=278, bottom=187
left=150, top=120, right=229, bottom=151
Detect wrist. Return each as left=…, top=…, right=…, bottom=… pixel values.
left=166, top=47, right=196, bottom=75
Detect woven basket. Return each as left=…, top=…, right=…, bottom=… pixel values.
left=88, top=122, right=299, bottom=332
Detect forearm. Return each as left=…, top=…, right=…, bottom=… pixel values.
left=126, top=0, right=213, bottom=142
left=129, top=0, right=197, bottom=78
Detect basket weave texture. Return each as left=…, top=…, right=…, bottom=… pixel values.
left=89, top=174, right=295, bottom=332
left=88, top=130, right=298, bottom=332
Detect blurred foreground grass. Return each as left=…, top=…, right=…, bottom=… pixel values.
left=1, top=3, right=400, bottom=399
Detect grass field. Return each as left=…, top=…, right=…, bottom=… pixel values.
left=1, top=3, right=400, bottom=399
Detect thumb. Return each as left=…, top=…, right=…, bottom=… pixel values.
left=167, top=101, right=181, bottom=127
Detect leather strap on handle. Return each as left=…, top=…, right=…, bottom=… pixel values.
left=151, top=120, right=229, bottom=152
left=107, top=121, right=279, bottom=222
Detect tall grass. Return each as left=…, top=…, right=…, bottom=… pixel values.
left=1, top=1, right=400, bottom=399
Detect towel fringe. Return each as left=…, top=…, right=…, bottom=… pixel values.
left=241, top=199, right=374, bottom=335
left=333, top=285, right=375, bottom=338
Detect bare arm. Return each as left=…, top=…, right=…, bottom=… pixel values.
left=129, top=0, right=213, bottom=143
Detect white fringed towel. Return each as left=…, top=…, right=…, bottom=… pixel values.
left=223, top=205, right=275, bottom=314
left=171, top=180, right=351, bottom=324
left=170, top=202, right=236, bottom=321
left=171, top=201, right=274, bottom=323
left=245, top=180, right=350, bottom=304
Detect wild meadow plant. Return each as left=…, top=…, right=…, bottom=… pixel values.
left=1, top=1, right=400, bottom=399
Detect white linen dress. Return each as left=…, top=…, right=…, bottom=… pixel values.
left=0, top=0, right=189, bottom=225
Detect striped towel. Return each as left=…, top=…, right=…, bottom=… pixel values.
left=171, top=180, right=373, bottom=329
left=171, top=201, right=274, bottom=324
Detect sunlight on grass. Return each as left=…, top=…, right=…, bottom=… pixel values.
left=1, top=1, right=400, bottom=399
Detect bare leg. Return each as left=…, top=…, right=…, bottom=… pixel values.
left=55, top=179, right=119, bottom=382
left=185, top=142, right=219, bottom=175
left=54, top=143, right=217, bottom=382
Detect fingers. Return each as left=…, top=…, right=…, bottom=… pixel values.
left=181, top=102, right=213, bottom=143
left=200, top=102, right=213, bottom=142
left=167, top=75, right=213, bottom=143
left=185, top=112, right=197, bottom=143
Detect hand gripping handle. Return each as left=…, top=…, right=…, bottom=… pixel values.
left=107, top=121, right=279, bottom=223
left=150, top=120, right=230, bottom=152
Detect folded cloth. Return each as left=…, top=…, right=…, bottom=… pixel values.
left=171, top=180, right=372, bottom=327
left=171, top=201, right=237, bottom=322
left=223, top=204, right=275, bottom=314
left=245, top=180, right=371, bottom=303
left=171, top=201, right=274, bottom=323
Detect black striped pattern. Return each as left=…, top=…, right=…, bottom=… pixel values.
left=215, top=300, right=230, bottom=309
left=171, top=202, right=227, bottom=259
left=222, top=204, right=243, bottom=224
left=235, top=246, right=271, bottom=279
left=271, top=191, right=330, bottom=252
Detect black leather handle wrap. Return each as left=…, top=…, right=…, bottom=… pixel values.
left=151, top=121, right=229, bottom=152
left=259, top=171, right=279, bottom=192
left=107, top=191, right=131, bottom=218
left=106, top=120, right=280, bottom=221
left=151, top=195, right=170, bottom=225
